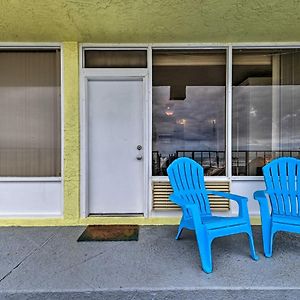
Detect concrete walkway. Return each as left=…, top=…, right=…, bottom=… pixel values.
left=0, top=226, right=299, bottom=299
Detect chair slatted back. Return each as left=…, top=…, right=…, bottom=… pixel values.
left=263, top=157, right=300, bottom=216
left=167, top=157, right=211, bottom=216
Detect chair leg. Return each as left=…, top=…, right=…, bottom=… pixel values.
left=197, top=237, right=213, bottom=273
left=265, top=230, right=275, bottom=258
left=246, top=230, right=259, bottom=261
left=175, top=226, right=183, bottom=240
left=262, top=224, right=273, bottom=258
left=194, top=227, right=213, bottom=273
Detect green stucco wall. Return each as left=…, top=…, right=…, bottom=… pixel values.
left=0, top=0, right=300, bottom=43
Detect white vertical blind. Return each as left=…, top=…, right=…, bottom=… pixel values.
left=0, top=50, right=61, bottom=176
left=232, top=49, right=300, bottom=176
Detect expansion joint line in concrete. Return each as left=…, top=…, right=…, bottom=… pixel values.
left=0, top=232, right=57, bottom=284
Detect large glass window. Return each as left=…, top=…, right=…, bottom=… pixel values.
left=0, top=49, right=61, bottom=176
left=232, top=48, right=300, bottom=176
left=152, top=49, right=226, bottom=176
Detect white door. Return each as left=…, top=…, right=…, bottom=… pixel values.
left=87, top=79, right=144, bottom=214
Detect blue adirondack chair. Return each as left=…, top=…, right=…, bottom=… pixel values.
left=254, top=157, right=300, bottom=257
left=167, top=157, right=258, bottom=273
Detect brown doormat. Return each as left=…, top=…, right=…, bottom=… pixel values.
left=77, top=225, right=139, bottom=242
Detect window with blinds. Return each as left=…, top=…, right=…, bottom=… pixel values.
left=0, top=49, right=61, bottom=177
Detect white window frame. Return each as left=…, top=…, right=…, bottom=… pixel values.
left=231, top=44, right=300, bottom=180
left=151, top=45, right=230, bottom=180
left=0, top=43, right=64, bottom=182
left=80, top=45, right=150, bottom=217
left=0, top=43, right=64, bottom=218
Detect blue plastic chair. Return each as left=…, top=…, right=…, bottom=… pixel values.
left=167, top=157, right=258, bottom=273
left=254, top=157, right=300, bottom=257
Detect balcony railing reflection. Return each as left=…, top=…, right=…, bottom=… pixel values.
left=232, top=150, right=300, bottom=176
left=152, top=150, right=300, bottom=176
left=152, top=150, right=226, bottom=176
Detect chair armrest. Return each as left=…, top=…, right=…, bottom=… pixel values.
left=253, top=190, right=271, bottom=239
left=253, top=190, right=270, bottom=211
left=253, top=190, right=271, bottom=217
left=207, top=190, right=247, bottom=204
left=253, top=190, right=268, bottom=203
left=207, top=190, right=248, bottom=218
left=169, top=193, right=184, bottom=207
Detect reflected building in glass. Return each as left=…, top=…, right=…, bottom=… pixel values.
left=152, top=50, right=226, bottom=176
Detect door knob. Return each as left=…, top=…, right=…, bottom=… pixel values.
left=136, top=154, right=143, bottom=160
left=137, top=145, right=142, bottom=150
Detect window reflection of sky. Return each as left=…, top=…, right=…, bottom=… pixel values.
left=153, top=85, right=300, bottom=156
left=153, top=86, right=226, bottom=156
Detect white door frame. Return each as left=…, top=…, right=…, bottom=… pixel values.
left=80, top=68, right=150, bottom=217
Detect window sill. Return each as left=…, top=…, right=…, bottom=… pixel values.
left=152, top=176, right=265, bottom=181
left=231, top=176, right=264, bottom=181
left=151, top=176, right=230, bottom=182
left=0, top=177, right=62, bottom=182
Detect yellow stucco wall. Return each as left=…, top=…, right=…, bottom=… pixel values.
left=0, top=0, right=300, bottom=43
left=63, top=42, right=80, bottom=223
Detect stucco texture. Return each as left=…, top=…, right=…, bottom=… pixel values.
left=63, top=42, right=80, bottom=222
left=0, top=0, right=300, bottom=43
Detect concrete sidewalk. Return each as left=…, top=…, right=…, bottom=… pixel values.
left=0, top=226, right=299, bottom=299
